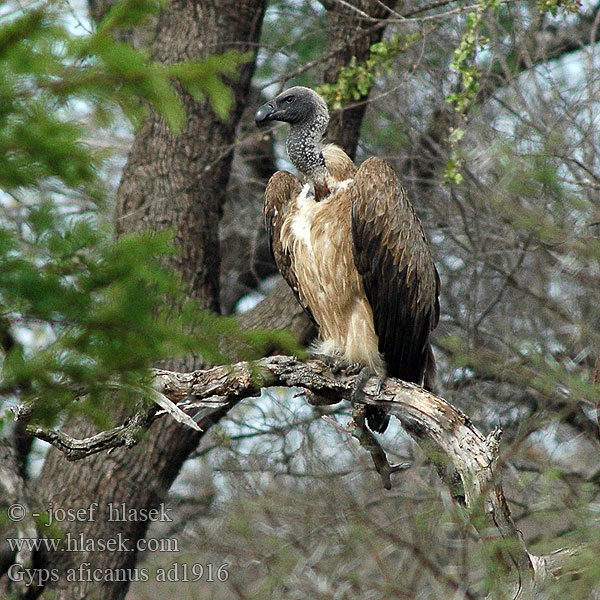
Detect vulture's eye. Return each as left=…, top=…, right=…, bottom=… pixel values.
left=284, top=96, right=294, bottom=104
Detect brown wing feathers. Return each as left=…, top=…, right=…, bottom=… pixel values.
left=257, top=86, right=441, bottom=437
left=351, top=157, right=439, bottom=385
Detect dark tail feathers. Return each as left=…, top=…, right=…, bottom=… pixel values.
left=367, top=344, right=438, bottom=433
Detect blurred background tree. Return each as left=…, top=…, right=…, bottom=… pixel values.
left=1, top=0, right=599, bottom=599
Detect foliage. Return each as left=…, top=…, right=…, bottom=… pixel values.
left=537, top=0, right=582, bottom=15
left=183, top=1, right=600, bottom=598
left=443, top=0, right=585, bottom=184
left=318, top=33, right=421, bottom=109
left=4, top=0, right=600, bottom=597
left=446, top=8, right=489, bottom=114
left=0, top=0, right=293, bottom=429
left=0, top=0, right=248, bottom=193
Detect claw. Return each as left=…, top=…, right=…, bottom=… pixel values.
left=345, top=362, right=363, bottom=376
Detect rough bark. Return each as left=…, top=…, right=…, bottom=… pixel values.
left=149, top=356, right=580, bottom=598
left=11, top=350, right=585, bottom=597
left=22, top=2, right=266, bottom=599
left=20, top=357, right=579, bottom=597
left=3, top=2, right=596, bottom=598
left=0, top=437, right=36, bottom=599
left=6, top=2, right=398, bottom=595
left=115, top=1, right=265, bottom=314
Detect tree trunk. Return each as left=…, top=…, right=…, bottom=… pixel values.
left=31, top=2, right=266, bottom=599
left=24, top=2, right=401, bottom=598
left=115, top=1, right=265, bottom=314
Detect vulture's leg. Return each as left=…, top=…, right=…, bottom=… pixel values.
left=306, top=352, right=360, bottom=407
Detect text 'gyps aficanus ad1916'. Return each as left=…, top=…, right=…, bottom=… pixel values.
left=255, top=87, right=440, bottom=433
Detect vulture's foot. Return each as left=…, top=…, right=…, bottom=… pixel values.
left=307, top=351, right=345, bottom=374
left=307, top=353, right=364, bottom=377
left=344, top=362, right=364, bottom=376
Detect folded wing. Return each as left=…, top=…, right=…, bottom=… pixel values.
left=350, top=157, right=440, bottom=384
left=264, top=170, right=317, bottom=326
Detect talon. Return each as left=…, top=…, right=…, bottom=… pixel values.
left=345, top=363, right=363, bottom=376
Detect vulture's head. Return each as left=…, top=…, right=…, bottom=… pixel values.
left=255, top=87, right=329, bottom=133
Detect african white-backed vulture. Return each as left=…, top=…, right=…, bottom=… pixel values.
left=255, top=86, right=440, bottom=432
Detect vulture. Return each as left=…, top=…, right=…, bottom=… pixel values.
left=255, top=87, right=440, bottom=433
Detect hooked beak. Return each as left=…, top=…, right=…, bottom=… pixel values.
left=254, top=101, right=278, bottom=126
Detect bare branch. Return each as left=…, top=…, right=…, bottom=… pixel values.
left=16, top=355, right=578, bottom=593
left=24, top=408, right=157, bottom=461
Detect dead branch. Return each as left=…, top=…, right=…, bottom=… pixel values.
left=15, top=355, right=579, bottom=595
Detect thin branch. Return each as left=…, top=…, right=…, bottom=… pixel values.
left=23, top=407, right=158, bottom=461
